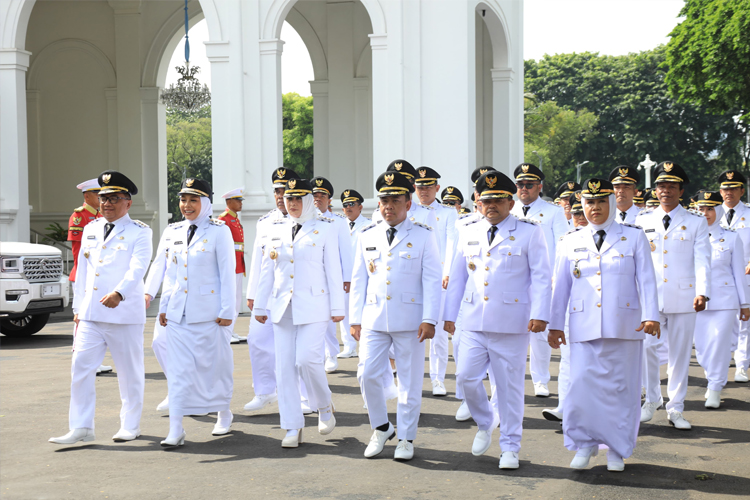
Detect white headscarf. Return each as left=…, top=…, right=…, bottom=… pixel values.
left=286, top=193, right=317, bottom=225
left=583, top=194, right=617, bottom=232
left=187, top=196, right=213, bottom=227
left=707, top=203, right=725, bottom=231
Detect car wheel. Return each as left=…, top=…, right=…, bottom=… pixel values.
left=0, top=313, right=51, bottom=337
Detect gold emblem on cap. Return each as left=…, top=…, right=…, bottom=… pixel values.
left=521, top=165, right=529, bottom=173
left=664, top=162, right=673, bottom=172
left=704, top=192, right=711, bottom=199
left=588, top=180, right=601, bottom=194
left=636, top=190, right=643, bottom=197
left=727, top=172, right=735, bottom=180
left=568, top=182, right=575, bottom=190
left=486, top=176, right=497, bottom=188
left=575, top=192, right=582, bottom=201
left=384, top=174, right=395, bottom=185
left=186, top=178, right=195, bottom=187
left=652, top=189, right=657, bottom=197
left=447, top=187, right=454, bottom=194
left=480, top=168, right=488, bottom=175
left=277, top=169, right=286, bottom=178
left=619, top=167, right=629, bottom=177
left=315, top=179, right=324, bottom=187
left=344, top=190, right=350, bottom=197
left=288, top=179, right=297, bottom=189
left=419, top=169, right=427, bottom=178
left=102, top=174, right=111, bottom=184
left=394, top=162, right=403, bottom=171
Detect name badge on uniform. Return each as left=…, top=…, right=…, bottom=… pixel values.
left=366, top=247, right=377, bottom=251
left=468, top=241, right=479, bottom=245
left=574, top=247, right=587, bottom=252
left=272, top=237, right=281, bottom=241
left=644, top=229, right=656, bottom=233
left=174, top=241, right=183, bottom=245
left=87, top=235, right=96, bottom=239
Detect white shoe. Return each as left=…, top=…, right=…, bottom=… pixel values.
left=735, top=367, right=749, bottom=383
left=301, top=399, right=314, bottom=415
left=96, top=365, right=113, bottom=374
left=385, top=385, right=399, bottom=401
left=705, top=389, right=721, bottom=409
left=364, top=423, right=395, bottom=458
left=704, top=388, right=710, bottom=399
left=640, top=401, right=660, bottom=423
left=667, top=411, right=692, bottom=430
left=542, top=408, right=563, bottom=422
left=337, top=347, right=357, bottom=358
left=156, top=396, right=169, bottom=412
left=499, top=451, right=520, bottom=469
left=431, top=379, right=447, bottom=397
left=318, top=405, right=336, bottom=435
left=281, top=429, right=303, bottom=448
left=325, top=355, right=338, bottom=373
left=49, top=428, right=95, bottom=444
left=394, top=440, right=414, bottom=461
left=533, top=382, right=550, bottom=397
left=112, top=428, right=140, bottom=442
left=472, top=429, right=493, bottom=456
left=455, top=401, right=472, bottom=422
left=244, top=393, right=278, bottom=412
left=160, top=431, right=186, bottom=447
left=230, top=333, right=247, bottom=344
left=212, top=412, right=233, bottom=435
left=607, top=450, right=625, bottom=472
left=570, top=446, right=598, bottom=469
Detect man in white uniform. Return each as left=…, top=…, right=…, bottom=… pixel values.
left=637, top=162, right=711, bottom=430
left=50, top=171, right=153, bottom=444
left=350, top=171, right=442, bottom=461
left=509, top=163, right=568, bottom=397
left=338, top=189, right=370, bottom=358
left=371, top=160, right=438, bottom=230
left=552, top=181, right=581, bottom=228
left=440, top=186, right=465, bottom=214
left=414, top=166, right=458, bottom=396
left=609, top=166, right=641, bottom=224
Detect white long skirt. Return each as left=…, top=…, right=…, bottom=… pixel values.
left=166, top=316, right=234, bottom=416
left=564, top=338, right=642, bottom=459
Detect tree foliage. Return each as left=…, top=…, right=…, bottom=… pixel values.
left=282, top=92, right=314, bottom=178
left=525, top=48, right=746, bottom=192
left=665, top=0, right=750, bottom=167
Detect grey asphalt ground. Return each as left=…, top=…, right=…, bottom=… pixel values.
left=1, top=315, right=749, bottom=500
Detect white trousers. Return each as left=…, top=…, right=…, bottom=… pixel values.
left=273, top=306, right=332, bottom=430
left=231, top=274, right=243, bottom=327
left=324, top=320, right=341, bottom=358
left=69, top=320, right=144, bottom=431
left=340, top=293, right=358, bottom=352
left=429, top=290, right=449, bottom=382
left=360, top=329, right=424, bottom=441
left=151, top=321, right=169, bottom=380
left=529, top=329, right=552, bottom=385
left=558, top=340, right=571, bottom=407
left=247, top=315, right=277, bottom=396
left=734, top=316, right=750, bottom=371
left=356, top=331, right=397, bottom=406
left=457, top=330, right=528, bottom=452
left=643, top=312, right=695, bottom=413
left=695, top=309, right=737, bottom=391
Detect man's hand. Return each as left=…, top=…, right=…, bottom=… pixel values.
left=145, top=294, right=152, bottom=309
left=745, top=263, right=750, bottom=275
left=442, top=276, right=450, bottom=290
left=100, top=292, right=122, bottom=309
left=694, top=295, right=707, bottom=312
left=444, top=321, right=456, bottom=334
left=216, top=317, right=232, bottom=326
left=332, top=316, right=344, bottom=323
left=350, top=325, right=362, bottom=341
left=741, top=307, right=750, bottom=321
left=343, top=282, right=351, bottom=293
left=159, top=313, right=168, bottom=327
left=528, top=319, right=546, bottom=333
left=247, top=299, right=254, bottom=310
left=548, top=329, right=566, bottom=349
left=418, top=322, right=436, bottom=343
left=255, top=315, right=268, bottom=324
left=73, top=314, right=79, bottom=326
left=636, top=320, right=661, bottom=338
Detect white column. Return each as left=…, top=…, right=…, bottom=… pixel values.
left=140, top=87, right=163, bottom=239
left=353, top=77, right=372, bottom=196
left=26, top=90, right=41, bottom=213
left=259, top=39, right=284, bottom=197
left=105, top=88, right=119, bottom=170
left=491, top=68, right=514, bottom=177
left=310, top=80, right=329, bottom=178
left=368, top=34, right=388, bottom=185
left=0, top=48, right=31, bottom=242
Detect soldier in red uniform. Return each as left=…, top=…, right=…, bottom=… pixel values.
left=219, top=187, right=248, bottom=343
left=68, top=179, right=112, bottom=374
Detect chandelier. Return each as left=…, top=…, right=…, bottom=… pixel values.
left=160, top=0, right=211, bottom=113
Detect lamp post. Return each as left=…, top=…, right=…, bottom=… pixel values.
left=531, top=150, right=543, bottom=172
left=637, top=154, right=657, bottom=189
left=575, top=160, right=589, bottom=183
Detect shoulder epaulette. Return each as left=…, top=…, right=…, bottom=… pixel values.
left=637, top=209, right=653, bottom=216
left=723, top=225, right=736, bottom=232
left=621, top=222, right=642, bottom=229
left=219, top=210, right=230, bottom=217
left=73, top=206, right=84, bottom=213
left=361, top=223, right=378, bottom=233
left=210, top=219, right=226, bottom=226
left=258, top=209, right=276, bottom=222
left=419, top=204, right=435, bottom=210
left=465, top=219, right=479, bottom=226
left=545, top=200, right=558, bottom=206
left=168, top=220, right=184, bottom=228
left=272, top=219, right=287, bottom=225
left=686, top=210, right=704, bottom=217
left=363, top=216, right=372, bottom=221
left=132, top=219, right=149, bottom=228
left=560, top=226, right=583, bottom=240
left=413, top=221, right=433, bottom=231
left=458, top=213, right=473, bottom=220
left=517, top=218, right=539, bottom=226
left=317, top=216, right=334, bottom=223
left=332, top=212, right=346, bottom=219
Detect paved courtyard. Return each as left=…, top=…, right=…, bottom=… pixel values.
left=1, top=316, right=749, bottom=499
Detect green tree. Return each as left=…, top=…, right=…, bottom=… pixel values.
left=665, top=0, right=750, bottom=168
left=525, top=48, right=745, bottom=191
left=282, top=92, right=314, bottom=178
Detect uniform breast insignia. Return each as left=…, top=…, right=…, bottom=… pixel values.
left=650, top=240, right=656, bottom=252
left=361, top=223, right=378, bottom=233
left=132, top=219, right=149, bottom=228
left=269, top=249, right=278, bottom=260
left=368, top=260, right=376, bottom=273
left=83, top=251, right=90, bottom=259
left=413, top=221, right=433, bottom=231
left=468, top=261, right=476, bottom=271
left=209, top=219, right=226, bottom=226
left=518, top=218, right=539, bottom=226
left=407, top=242, right=413, bottom=248
left=573, top=260, right=581, bottom=279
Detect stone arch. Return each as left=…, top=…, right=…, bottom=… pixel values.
left=195, top=0, right=223, bottom=42
left=1, top=0, right=35, bottom=49
left=262, top=0, right=386, bottom=40
left=475, top=0, right=510, bottom=69
left=284, top=7, right=328, bottom=81
left=355, top=43, right=372, bottom=78
left=27, top=38, right=116, bottom=89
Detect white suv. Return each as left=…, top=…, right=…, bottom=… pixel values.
left=1, top=242, right=69, bottom=337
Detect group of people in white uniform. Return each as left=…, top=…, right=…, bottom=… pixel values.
left=49, top=159, right=749, bottom=473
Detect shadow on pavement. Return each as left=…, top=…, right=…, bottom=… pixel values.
left=0, top=334, right=72, bottom=350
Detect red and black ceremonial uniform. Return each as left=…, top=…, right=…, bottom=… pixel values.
left=67, top=203, right=101, bottom=282
left=218, top=209, right=246, bottom=275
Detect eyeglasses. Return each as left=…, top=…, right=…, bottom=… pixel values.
left=443, top=201, right=457, bottom=206
left=98, top=196, right=129, bottom=205
left=516, top=183, right=539, bottom=190
left=342, top=202, right=358, bottom=208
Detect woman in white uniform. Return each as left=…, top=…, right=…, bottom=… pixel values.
left=549, top=178, right=660, bottom=472
left=158, top=178, right=236, bottom=447
left=693, top=190, right=750, bottom=408
left=255, top=178, right=345, bottom=447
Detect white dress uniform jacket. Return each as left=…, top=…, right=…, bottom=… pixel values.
left=704, top=226, right=749, bottom=311
left=720, top=201, right=750, bottom=230
left=616, top=204, right=640, bottom=225
left=444, top=216, right=551, bottom=332
left=255, top=216, right=345, bottom=325
left=635, top=205, right=712, bottom=313
left=73, top=215, right=153, bottom=324
left=159, top=219, right=237, bottom=323
left=550, top=222, right=660, bottom=341
left=426, top=200, right=458, bottom=275
left=349, top=218, right=442, bottom=331
left=372, top=201, right=438, bottom=232
left=246, top=208, right=287, bottom=301
left=510, top=196, right=568, bottom=266
left=322, top=210, right=353, bottom=281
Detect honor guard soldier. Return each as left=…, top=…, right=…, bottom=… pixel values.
left=633, top=189, right=646, bottom=209
left=219, top=187, right=248, bottom=344
left=68, top=179, right=113, bottom=375
left=717, top=170, right=750, bottom=383
left=510, top=163, right=568, bottom=398
left=339, top=188, right=370, bottom=359
left=441, top=186, right=465, bottom=213
left=548, top=178, right=660, bottom=472
left=311, top=176, right=353, bottom=373
left=50, top=171, right=153, bottom=445
left=414, top=166, right=458, bottom=396
left=350, top=171, right=442, bottom=461
left=608, top=166, right=641, bottom=224
left=243, top=168, right=298, bottom=413
left=444, top=170, right=551, bottom=470
left=636, top=161, right=711, bottom=430
left=692, top=190, right=750, bottom=407
left=371, top=160, right=438, bottom=231
left=553, top=181, right=581, bottom=227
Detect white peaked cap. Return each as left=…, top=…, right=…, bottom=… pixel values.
left=222, top=187, right=245, bottom=200
left=76, top=178, right=101, bottom=192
